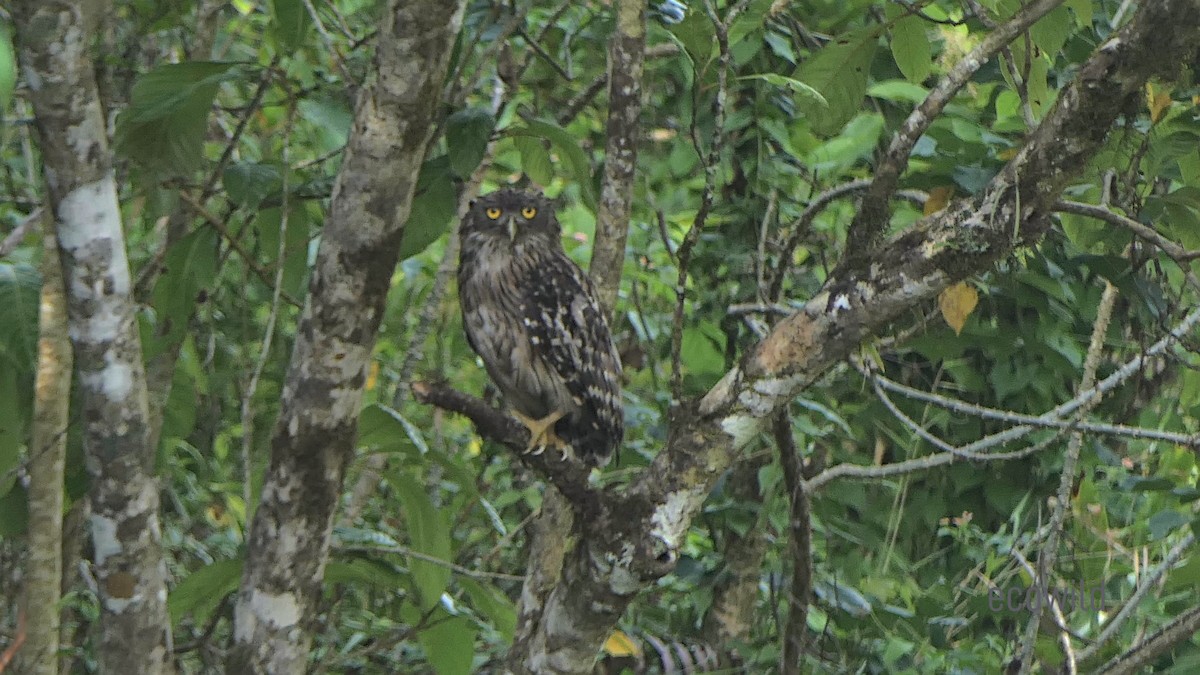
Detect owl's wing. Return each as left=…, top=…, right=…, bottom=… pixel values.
left=521, top=252, right=623, bottom=463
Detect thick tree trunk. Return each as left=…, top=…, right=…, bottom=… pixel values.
left=227, top=1, right=466, bottom=672
left=20, top=228, right=73, bottom=674
left=13, top=3, right=174, bottom=673
left=588, top=0, right=645, bottom=316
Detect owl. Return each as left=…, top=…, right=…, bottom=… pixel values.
left=458, top=188, right=624, bottom=467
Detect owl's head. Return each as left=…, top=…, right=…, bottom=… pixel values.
left=465, top=188, right=560, bottom=244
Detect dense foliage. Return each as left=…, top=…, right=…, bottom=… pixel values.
left=2, top=0, right=1200, bottom=672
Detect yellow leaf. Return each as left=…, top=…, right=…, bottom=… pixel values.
left=603, top=630, right=641, bottom=657
left=924, top=186, right=954, bottom=215
left=939, top=282, right=978, bottom=335
left=366, top=361, right=379, bottom=392
left=1146, top=82, right=1172, bottom=123
left=996, top=147, right=1019, bottom=161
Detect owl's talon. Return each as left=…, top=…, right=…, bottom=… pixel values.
left=512, top=410, right=568, bottom=456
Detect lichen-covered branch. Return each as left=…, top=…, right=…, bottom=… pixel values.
left=227, top=2, right=466, bottom=672
left=13, top=2, right=174, bottom=672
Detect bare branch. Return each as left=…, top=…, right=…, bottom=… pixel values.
left=1019, top=276, right=1119, bottom=674
left=1096, top=604, right=1200, bottom=675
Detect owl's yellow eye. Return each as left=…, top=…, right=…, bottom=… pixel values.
left=485, top=207, right=502, bottom=219
left=521, top=206, right=537, bottom=218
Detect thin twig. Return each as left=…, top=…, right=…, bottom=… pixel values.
left=0, top=207, right=42, bottom=258
left=1019, top=274, right=1120, bottom=675
left=335, top=544, right=526, bottom=582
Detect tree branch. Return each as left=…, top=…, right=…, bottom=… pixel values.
left=839, top=0, right=1065, bottom=267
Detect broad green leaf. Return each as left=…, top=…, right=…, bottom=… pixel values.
left=0, top=484, right=27, bottom=536
left=0, top=368, right=22, bottom=497
left=1118, top=476, right=1176, bottom=492
left=0, top=261, right=40, bottom=373
left=1065, top=0, right=1092, bottom=28
left=0, top=23, right=15, bottom=112
left=255, top=205, right=311, bottom=298
left=727, top=0, right=775, bottom=46
left=867, top=80, right=928, bottom=104
left=460, top=577, right=517, bottom=642
left=890, top=15, right=931, bottom=84
left=168, top=558, right=243, bottom=625
left=400, top=156, right=457, bottom=260
left=668, top=10, right=715, bottom=67
left=115, top=61, right=241, bottom=174
left=298, top=97, right=353, bottom=152
left=507, top=119, right=597, bottom=211
left=149, top=226, right=220, bottom=358
left=418, top=613, right=476, bottom=675
left=795, top=30, right=878, bottom=136
left=740, top=73, right=828, bottom=109
left=392, top=472, right=452, bottom=611
left=1029, top=5, right=1072, bottom=59
left=325, top=557, right=410, bottom=588
left=358, top=403, right=430, bottom=456
left=1148, top=509, right=1189, bottom=540
left=223, top=162, right=283, bottom=208
left=514, top=136, right=554, bottom=186
left=446, top=107, right=495, bottom=178
left=270, top=0, right=310, bottom=52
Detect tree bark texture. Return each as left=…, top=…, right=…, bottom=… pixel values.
left=227, top=1, right=467, bottom=672
left=588, top=0, right=645, bottom=318
left=13, top=3, right=174, bottom=673
left=20, top=227, right=72, bottom=674
left=489, top=2, right=1200, bottom=671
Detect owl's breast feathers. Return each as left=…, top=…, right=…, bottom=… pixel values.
left=459, top=236, right=623, bottom=467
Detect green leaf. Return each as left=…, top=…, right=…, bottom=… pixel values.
left=400, top=156, right=457, bottom=260
left=460, top=578, right=517, bottom=643
left=358, top=403, right=430, bottom=456
left=149, top=226, right=220, bottom=358
left=446, top=108, right=495, bottom=178
left=0, top=261, right=40, bottom=374
left=254, top=205, right=311, bottom=298
left=0, top=483, right=27, bottom=537
left=168, top=558, right=243, bottom=626
left=392, top=472, right=452, bottom=610
left=419, top=613, right=476, bottom=675
left=891, top=16, right=931, bottom=84
left=270, top=0, right=310, bottom=51
left=1029, top=4, right=1072, bottom=59
left=1065, top=0, right=1092, bottom=28
left=795, top=29, right=878, bottom=136
left=1148, top=509, right=1188, bottom=540
left=223, top=162, right=283, bottom=208
left=867, top=80, right=929, bottom=103
left=115, top=61, right=241, bottom=174
left=740, top=73, right=828, bottom=109
left=298, top=97, right=353, bottom=152
left=668, top=10, right=715, bottom=67
left=0, top=368, right=23, bottom=497
left=0, top=23, right=15, bottom=112
left=325, top=557, right=410, bottom=588
left=508, top=119, right=597, bottom=212
left=514, top=136, right=554, bottom=186
left=1118, top=476, right=1175, bottom=492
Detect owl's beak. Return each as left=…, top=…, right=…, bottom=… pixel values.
left=505, top=215, right=517, bottom=241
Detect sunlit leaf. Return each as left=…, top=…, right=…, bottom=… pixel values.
left=939, top=282, right=979, bottom=336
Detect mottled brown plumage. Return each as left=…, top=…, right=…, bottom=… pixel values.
left=458, top=188, right=623, bottom=467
